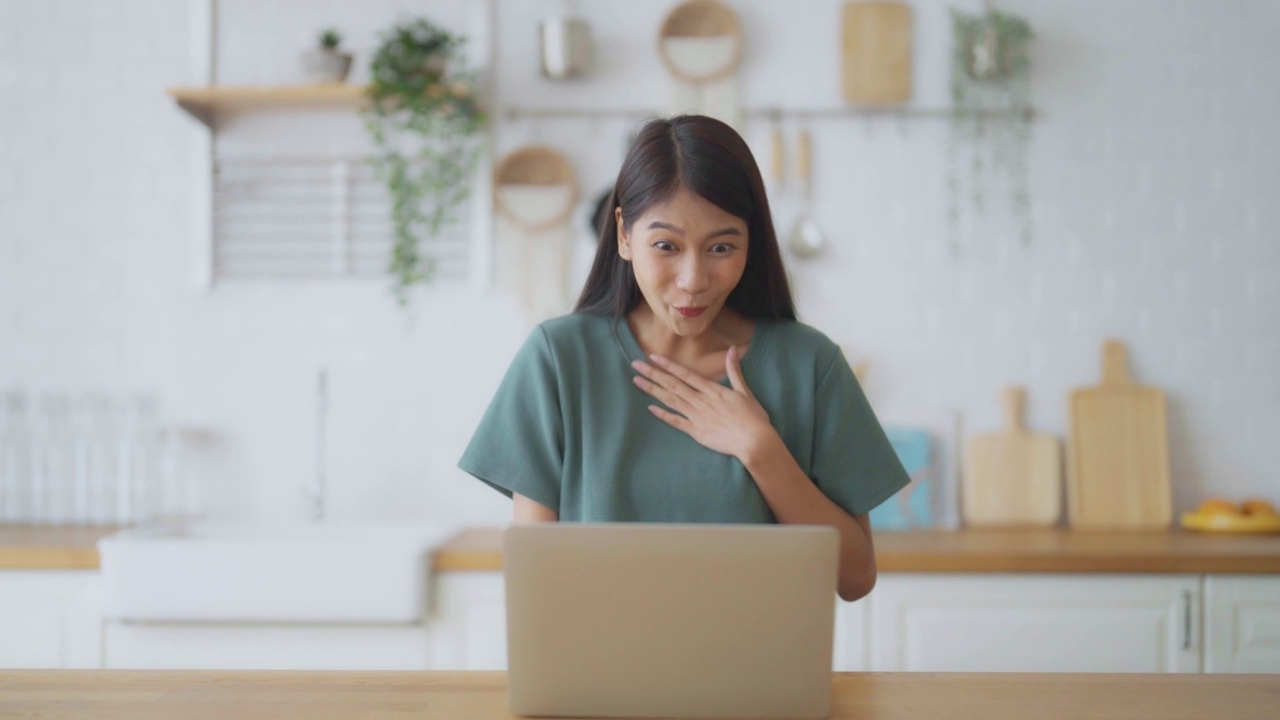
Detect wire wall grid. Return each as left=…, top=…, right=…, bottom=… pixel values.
left=212, top=157, right=471, bottom=282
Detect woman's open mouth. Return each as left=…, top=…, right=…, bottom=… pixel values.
left=674, top=306, right=707, bottom=318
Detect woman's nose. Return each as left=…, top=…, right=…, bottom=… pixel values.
left=675, top=257, right=710, bottom=294
left=675, top=252, right=706, bottom=288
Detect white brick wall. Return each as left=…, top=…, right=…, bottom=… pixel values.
left=1, top=0, right=1277, bottom=525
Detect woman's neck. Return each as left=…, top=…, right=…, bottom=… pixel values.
left=626, top=304, right=753, bottom=369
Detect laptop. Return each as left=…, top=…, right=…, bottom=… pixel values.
left=503, top=523, right=840, bottom=719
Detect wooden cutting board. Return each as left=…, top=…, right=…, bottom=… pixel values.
left=841, top=1, right=913, bottom=105
left=1067, top=340, right=1172, bottom=530
left=962, top=387, right=1061, bottom=527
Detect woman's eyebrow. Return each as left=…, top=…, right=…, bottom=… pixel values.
left=646, top=221, right=744, bottom=239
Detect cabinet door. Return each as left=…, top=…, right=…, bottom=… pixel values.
left=0, top=571, right=101, bottom=669
left=1204, top=575, right=1280, bottom=673
left=427, top=572, right=507, bottom=670
left=833, top=596, right=869, bottom=671
left=869, top=574, right=1201, bottom=673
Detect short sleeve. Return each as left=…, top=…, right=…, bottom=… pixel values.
left=809, top=348, right=911, bottom=516
left=458, top=327, right=563, bottom=512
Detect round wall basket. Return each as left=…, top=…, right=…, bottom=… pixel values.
left=657, top=0, right=744, bottom=83
left=493, top=146, right=579, bottom=234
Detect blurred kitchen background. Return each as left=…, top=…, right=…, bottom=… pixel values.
left=3, top=0, right=1275, bottom=528
left=0, top=0, right=1278, bottom=674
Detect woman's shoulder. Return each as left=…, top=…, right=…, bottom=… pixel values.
left=525, top=312, right=620, bottom=361
left=536, top=311, right=614, bottom=341
left=755, top=319, right=854, bottom=389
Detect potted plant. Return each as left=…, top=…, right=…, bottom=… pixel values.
left=302, top=28, right=353, bottom=84
left=362, top=18, right=485, bottom=306
left=946, top=3, right=1034, bottom=255
left=953, top=8, right=1032, bottom=82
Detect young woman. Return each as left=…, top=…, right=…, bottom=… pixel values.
left=459, top=115, right=909, bottom=602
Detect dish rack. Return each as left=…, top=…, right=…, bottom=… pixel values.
left=212, top=156, right=471, bottom=282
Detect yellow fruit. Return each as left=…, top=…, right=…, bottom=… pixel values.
left=1196, top=498, right=1240, bottom=517
left=1241, top=499, right=1278, bottom=517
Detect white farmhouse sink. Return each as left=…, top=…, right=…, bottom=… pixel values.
left=98, top=521, right=460, bottom=624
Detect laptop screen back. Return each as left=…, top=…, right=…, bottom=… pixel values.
left=504, top=523, right=839, bottom=718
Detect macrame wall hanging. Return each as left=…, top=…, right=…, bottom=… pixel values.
left=493, top=146, right=580, bottom=326
left=658, top=0, right=745, bottom=133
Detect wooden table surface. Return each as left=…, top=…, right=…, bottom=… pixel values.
left=1, top=670, right=1277, bottom=719
left=3, top=524, right=1279, bottom=574
left=433, top=526, right=1280, bottom=573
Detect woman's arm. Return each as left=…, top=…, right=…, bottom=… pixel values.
left=739, top=433, right=877, bottom=603
left=513, top=492, right=559, bottom=523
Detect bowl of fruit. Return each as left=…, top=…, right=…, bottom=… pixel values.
left=1180, top=497, right=1280, bottom=534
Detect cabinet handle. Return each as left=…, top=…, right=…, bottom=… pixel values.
left=1181, top=589, right=1193, bottom=651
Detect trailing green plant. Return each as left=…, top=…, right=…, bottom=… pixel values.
left=363, top=18, right=485, bottom=306
left=319, top=28, right=342, bottom=50
left=947, top=5, right=1034, bottom=257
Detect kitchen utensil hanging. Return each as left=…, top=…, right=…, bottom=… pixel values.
left=540, top=14, right=593, bottom=80
left=786, top=128, right=825, bottom=259
left=658, top=0, right=744, bottom=132
left=493, top=146, right=580, bottom=324
left=767, top=115, right=785, bottom=198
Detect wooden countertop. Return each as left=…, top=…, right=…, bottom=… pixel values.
left=0, top=525, right=120, bottom=570
left=432, top=526, right=1280, bottom=573
left=1, top=670, right=1277, bottom=719
left=4, top=524, right=1279, bottom=574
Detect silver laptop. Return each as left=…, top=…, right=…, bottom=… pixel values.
left=503, top=523, right=839, bottom=719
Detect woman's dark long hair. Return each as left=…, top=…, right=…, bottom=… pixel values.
left=574, top=115, right=797, bottom=322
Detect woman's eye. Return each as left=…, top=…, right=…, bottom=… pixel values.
left=653, top=241, right=677, bottom=252
left=709, top=244, right=735, bottom=255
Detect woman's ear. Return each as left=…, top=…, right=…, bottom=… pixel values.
left=615, top=206, right=631, bottom=261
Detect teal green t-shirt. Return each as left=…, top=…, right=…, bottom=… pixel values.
left=458, top=312, right=909, bottom=523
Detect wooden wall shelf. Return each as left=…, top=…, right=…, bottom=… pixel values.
left=166, top=85, right=369, bottom=127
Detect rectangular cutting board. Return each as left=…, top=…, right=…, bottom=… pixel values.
left=963, top=387, right=1061, bottom=527
left=841, top=1, right=913, bottom=105
left=1067, top=340, right=1172, bottom=530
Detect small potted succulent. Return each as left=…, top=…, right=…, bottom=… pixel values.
left=303, top=28, right=353, bottom=84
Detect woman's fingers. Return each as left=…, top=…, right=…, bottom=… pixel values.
left=627, top=363, right=691, bottom=409
left=632, top=358, right=705, bottom=400
left=647, top=404, right=692, bottom=433
left=724, top=345, right=753, bottom=398
left=647, top=354, right=718, bottom=394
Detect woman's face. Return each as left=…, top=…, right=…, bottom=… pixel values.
left=617, top=187, right=749, bottom=337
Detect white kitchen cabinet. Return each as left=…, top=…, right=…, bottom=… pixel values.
left=1204, top=575, right=1280, bottom=673
left=103, top=622, right=431, bottom=670
left=868, top=574, right=1202, bottom=673
left=0, top=571, right=102, bottom=669
left=832, top=595, right=870, bottom=671
left=426, top=571, right=508, bottom=670
left=424, top=572, right=1215, bottom=674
